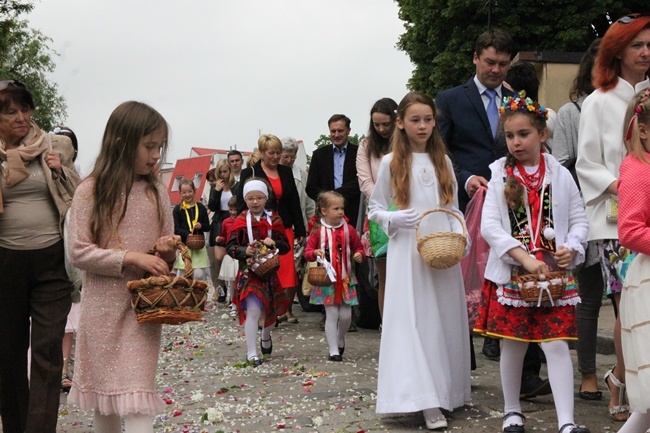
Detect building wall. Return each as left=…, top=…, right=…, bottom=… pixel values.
left=538, top=63, right=580, bottom=111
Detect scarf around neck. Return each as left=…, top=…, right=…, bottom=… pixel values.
left=0, top=120, right=48, bottom=212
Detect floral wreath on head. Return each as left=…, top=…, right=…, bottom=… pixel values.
left=499, top=90, right=549, bottom=121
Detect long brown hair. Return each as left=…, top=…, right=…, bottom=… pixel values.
left=390, top=92, right=455, bottom=208
left=88, top=101, right=169, bottom=246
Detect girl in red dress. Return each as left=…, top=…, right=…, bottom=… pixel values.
left=226, top=179, right=290, bottom=366
left=474, top=93, right=590, bottom=433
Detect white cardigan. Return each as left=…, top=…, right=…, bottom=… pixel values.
left=481, top=153, right=588, bottom=285
left=576, top=77, right=650, bottom=241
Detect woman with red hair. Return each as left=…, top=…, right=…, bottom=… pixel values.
left=576, top=14, right=650, bottom=422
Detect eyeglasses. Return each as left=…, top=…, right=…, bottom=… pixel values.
left=617, top=13, right=642, bottom=24
left=0, top=80, right=26, bottom=92
left=244, top=196, right=266, bottom=202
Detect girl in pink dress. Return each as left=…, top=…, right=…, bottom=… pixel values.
left=67, top=101, right=178, bottom=433
left=618, top=88, right=650, bottom=433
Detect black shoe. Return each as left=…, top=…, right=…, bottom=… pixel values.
left=348, top=321, right=357, bottom=332
left=247, top=356, right=262, bottom=367
left=503, top=411, right=525, bottom=433
left=338, top=346, right=345, bottom=356
left=482, top=337, right=500, bottom=360
left=261, top=337, right=272, bottom=355
left=216, top=286, right=226, bottom=303
left=328, top=354, right=343, bottom=362
left=520, top=375, right=551, bottom=399
left=559, top=423, right=590, bottom=433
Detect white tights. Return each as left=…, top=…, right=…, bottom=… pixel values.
left=618, top=412, right=650, bottom=433
left=244, top=302, right=272, bottom=360
left=94, top=412, right=153, bottom=433
left=501, top=339, right=575, bottom=430
left=324, top=304, right=351, bottom=356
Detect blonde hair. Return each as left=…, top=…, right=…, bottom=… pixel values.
left=390, top=92, right=454, bottom=208
left=216, top=158, right=236, bottom=189
left=316, top=191, right=345, bottom=217
left=248, top=149, right=261, bottom=167
left=258, top=134, right=283, bottom=153
left=623, top=88, right=650, bottom=164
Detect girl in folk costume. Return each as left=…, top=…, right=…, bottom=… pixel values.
left=172, top=179, right=210, bottom=280
left=304, top=191, right=364, bottom=361
left=474, top=92, right=590, bottom=433
left=67, top=101, right=178, bottom=433
left=617, top=88, right=650, bottom=433
left=369, top=92, right=471, bottom=431
left=226, top=179, right=290, bottom=366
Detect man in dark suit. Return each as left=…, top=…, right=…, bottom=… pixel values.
left=436, top=28, right=514, bottom=213
left=436, top=28, right=550, bottom=400
left=306, top=114, right=360, bottom=228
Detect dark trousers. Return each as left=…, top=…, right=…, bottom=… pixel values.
left=575, top=262, right=604, bottom=374
left=0, top=241, right=72, bottom=433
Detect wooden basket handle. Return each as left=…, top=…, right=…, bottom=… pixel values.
left=415, top=208, right=467, bottom=241
left=147, top=240, right=193, bottom=279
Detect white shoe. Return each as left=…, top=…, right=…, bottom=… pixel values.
left=423, top=408, right=447, bottom=430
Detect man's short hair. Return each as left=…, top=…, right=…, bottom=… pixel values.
left=475, top=28, right=513, bottom=57
left=328, top=114, right=351, bottom=128
left=227, top=150, right=242, bottom=159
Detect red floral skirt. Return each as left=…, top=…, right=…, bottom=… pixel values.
left=474, top=280, right=577, bottom=341
left=233, top=271, right=290, bottom=327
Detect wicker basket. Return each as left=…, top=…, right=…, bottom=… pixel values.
left=128, top=241, right=208, bottom=325
left=416, top=208, right=467, bottom=269
left=518, top=271, right=567, bottom=303
left=307, top=264, right=331, bottom=287
left=248, top=244, right=280, bottom=280
left=185, top=232, right=205, bottom=250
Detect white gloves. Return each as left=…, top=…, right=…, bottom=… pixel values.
left=389, top=208, right=420, bottom=229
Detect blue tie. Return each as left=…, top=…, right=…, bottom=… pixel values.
left=485, top=88, right=499, bottom=138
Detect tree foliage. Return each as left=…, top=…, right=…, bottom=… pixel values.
left=395, top=0, right=650, bottom=97
left=0, top=0, right=66, bottom=130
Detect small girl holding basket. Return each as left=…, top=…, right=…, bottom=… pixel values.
left=474, top=92, right=590, bottom=433
left=304, top=191, right=364, bottom=362
left=226, top=179, right=290, bottom=366
left=369, top=92, right=471, bottom=430
left=172, top=178, right=210, bottom=280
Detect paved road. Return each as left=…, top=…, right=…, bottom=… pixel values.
left=43, top=295, right=623, bottom=432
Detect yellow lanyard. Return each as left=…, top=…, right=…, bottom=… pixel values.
left=182, top=202, right=199, bottom=232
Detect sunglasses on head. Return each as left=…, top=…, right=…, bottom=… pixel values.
left=0, top=80, right=27, bottom=92
left=617, top=13, right=643, bottom=24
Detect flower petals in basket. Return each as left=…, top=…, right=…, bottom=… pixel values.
left=517, top=271, right=567, bottom=306
left=416, top=208, right=467, bottom=269
left=247, top=241, right=280, bottom=280
left=128, top=241, right=208, bottom=325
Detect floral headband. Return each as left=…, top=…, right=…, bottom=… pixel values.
left=625, top=88, right=650, bottom=141
left=499, top=90, right=549, bottom=121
